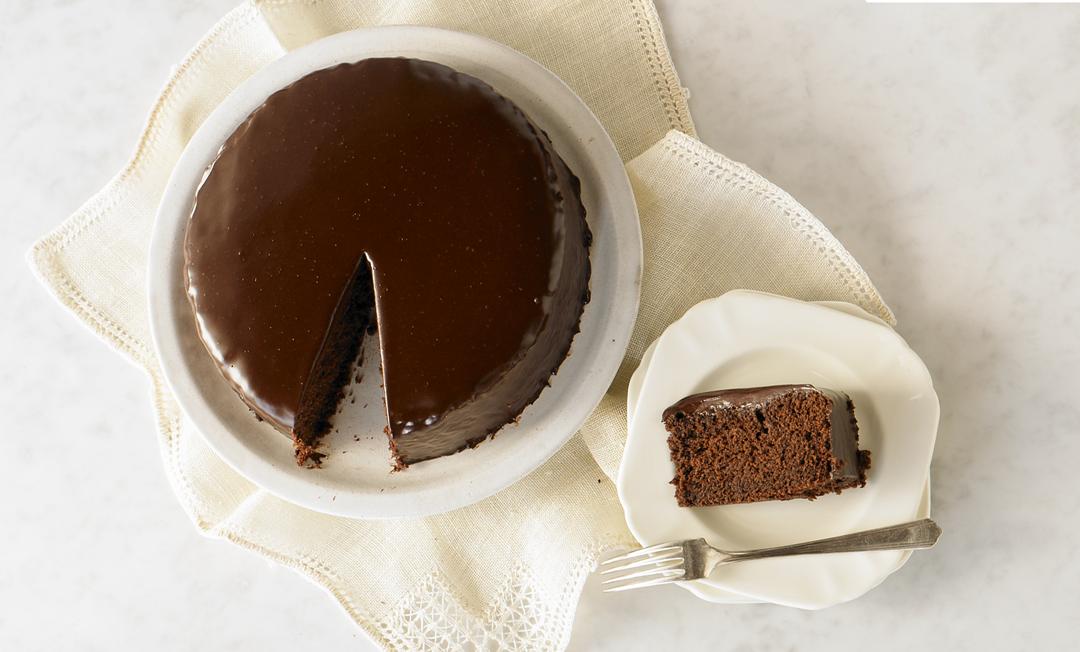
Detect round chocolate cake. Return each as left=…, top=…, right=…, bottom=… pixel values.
left=185, top=58, right=591, bottom=469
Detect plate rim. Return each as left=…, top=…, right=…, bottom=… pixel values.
left=147, top=26, right=642, bottom=518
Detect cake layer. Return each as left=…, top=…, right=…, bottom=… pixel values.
left=185, top=58, right=590, bottom=467
left=662, top=385, right=870, bottom=506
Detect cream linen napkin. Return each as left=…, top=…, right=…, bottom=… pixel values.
left=30, top=1, right=893, bottom=649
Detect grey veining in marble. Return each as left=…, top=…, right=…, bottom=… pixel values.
left=2, top=1, right=1078, bottom=650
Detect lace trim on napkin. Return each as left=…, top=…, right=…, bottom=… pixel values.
left=373, top=554, right=602, bottom=652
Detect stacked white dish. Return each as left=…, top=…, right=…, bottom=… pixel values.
left=618, top=291, right=939, bottom=608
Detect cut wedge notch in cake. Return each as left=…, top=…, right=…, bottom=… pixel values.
left=662, top=385, right=871, bottom=507
left=184, top=58, right=591, bottom=469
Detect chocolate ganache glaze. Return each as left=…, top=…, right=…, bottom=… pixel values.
left=185, top=58, right=591, bottom=468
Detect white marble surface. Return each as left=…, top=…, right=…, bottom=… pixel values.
left=3, top=0, right=1078, bottom=649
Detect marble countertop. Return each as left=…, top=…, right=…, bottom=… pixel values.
left=3, top=1, right=1078, bottom=649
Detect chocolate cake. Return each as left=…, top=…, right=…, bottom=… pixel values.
left=185, top=58, right=591, bottom=468
left=662, top=385, right=870, bottom=507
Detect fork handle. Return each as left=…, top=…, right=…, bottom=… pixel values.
left=724, top=519, right=941, bottom=563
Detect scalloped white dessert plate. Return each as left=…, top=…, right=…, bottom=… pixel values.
left=619, top=291, right=937, bottom=608
left=148, top=27, right=641, bottom=519
left=626, top=304, right=931, bottom=606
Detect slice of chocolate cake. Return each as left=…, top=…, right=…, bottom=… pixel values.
left=662, top=385, right=870, bottom=507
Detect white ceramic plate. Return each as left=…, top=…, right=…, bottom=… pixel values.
left=148, top=27, right=641, bottom=519
left=619, top=291, right=938, bottom=608
left=626, top=305, right=931, bottom=606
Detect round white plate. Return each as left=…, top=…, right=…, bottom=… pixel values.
left=626, top=304, right=931, bottom=606
left=619, top=291, right=938, bottom=608
left=148, top=27, right=642, bottom=519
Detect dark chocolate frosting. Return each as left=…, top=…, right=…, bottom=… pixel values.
left=185, top=58, right=590, bottom=466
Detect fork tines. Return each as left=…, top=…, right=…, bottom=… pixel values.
left=600, top=542, right=686, bottom=592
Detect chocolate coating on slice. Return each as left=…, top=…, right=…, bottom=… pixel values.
left=662, top=385, right=870, bottom=506
left=185, top=58, right=590, bottom=466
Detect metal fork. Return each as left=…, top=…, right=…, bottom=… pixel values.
left=601, top=518, right=941, bottom=592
